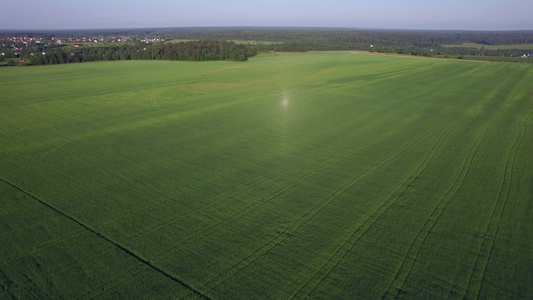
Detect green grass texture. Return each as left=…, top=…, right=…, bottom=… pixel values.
left=1, top=52, right=532, bottom=299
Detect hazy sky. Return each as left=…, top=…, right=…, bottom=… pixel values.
left=1, top=0, right=532, bottom=30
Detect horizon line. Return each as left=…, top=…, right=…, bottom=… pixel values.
left=1, top=26, right=533, bottom=33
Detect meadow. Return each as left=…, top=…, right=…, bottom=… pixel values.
left=443, top=42, right=533, bottom=50
left=1, top=52, right=532, bottom=299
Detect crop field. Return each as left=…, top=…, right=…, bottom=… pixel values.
left=1, top=52, right=532, bottom=299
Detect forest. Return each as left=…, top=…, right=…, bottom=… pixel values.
left=1, top=27, right=533, bottom=66
left=0, top=40, right=256, bottom=65
left=32, top=40, right=254, bottom=65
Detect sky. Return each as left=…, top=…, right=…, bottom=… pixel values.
left=1, top=0, right=532, bottom=31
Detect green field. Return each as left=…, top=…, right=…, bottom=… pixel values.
left=1, top=52, right=532, bottom=299
left=443, top=42, right=533, bottom=50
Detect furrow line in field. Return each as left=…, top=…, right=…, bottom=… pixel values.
left=382, top=116, right=494, bottom=300
left=293, top=106, right=457, bottom=299
left=0, top=177, right=212, bottom=300
left=463, top=114, right=521, bottom=298
left=115, top=107, right=407, bottom=248
left=467, top=118, right=528, bottom=300
left=152, top=109, right=424, bottom=263
left=200, top=110, right=444, bottom=293
left=380, top=70, right=521, bottom=299
left=94, top=103, right=403, bottom=233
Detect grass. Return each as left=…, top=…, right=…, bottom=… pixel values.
left=1, top=52, right=532, bottom=299
left=443, top=42, right=533, bottom=50
left=455, top=55, right=533, bottom=64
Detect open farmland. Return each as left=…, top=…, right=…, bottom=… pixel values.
left=443, top=42, right=533, bottom=50
left=1, top=52, right=532, bottom=299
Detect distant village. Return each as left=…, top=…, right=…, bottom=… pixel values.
left=1, top=35, right=165, bottom=45
left=0, top=35, right=166, bottom=59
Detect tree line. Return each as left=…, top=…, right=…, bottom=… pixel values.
left=1, top=40, right=257, bottom=66
left=2, top=28, right=532, bottom=66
